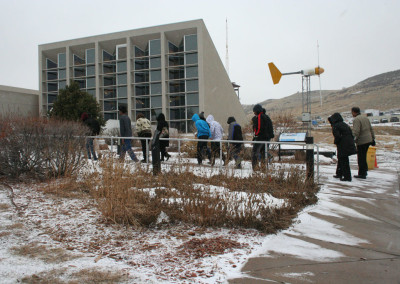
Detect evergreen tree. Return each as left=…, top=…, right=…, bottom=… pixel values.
left=50, top=81, right=105, bottom=126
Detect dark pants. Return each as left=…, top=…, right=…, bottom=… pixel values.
left=228, top=144, right=242, bottom=168
left=252, top=140, right=268, bottom=169
left=86, top=137, right=97, bottom=160
left=197, top=135, right=210, bottom=164
left=210, top=141, right=225, bottom=165
left=139, top=132, right=151, bottom=161
left=338, top=155, right=351, bottom=180
left=357, top=143, right=370, bottom=176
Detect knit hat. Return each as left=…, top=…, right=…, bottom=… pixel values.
left=253, top=104, right=263, bottom=114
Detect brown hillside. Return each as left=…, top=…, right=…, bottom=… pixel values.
left=244, top=69, right=400, bottom=118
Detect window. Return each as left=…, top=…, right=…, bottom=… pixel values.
left=46, top=58, right=57, bottom=69
left=116, top=45, right=127, bottom=60
left=170, top=108, right=185, bottom=120
left=169, top=68, right=184, bottom=80
left=87, top=77, right=95, bottom=89
left=184, top=34, right=197, bottom=51
left=58, top=53, right=66, bottom=68
left=150, top=57, right=161, bottom=68
left=47, top=71, right=57, bottom=81
left=87, top=89, right=96, bottom=97
left=186, top=79, right=198, bottom=92
left=104, top=112, right=117, bottom=120
left=118, top=99, right=127, bottom=110
left=169, top=54, right=184, bottom=66
left=74, top=66, right=85, bottom=77
left=151, top=108, right=162, bottom=121
left=117, top=74, right=127, bottom=85
left=103, top=63, right=115, bottom=74
left=135, top=84, right=149, bottom=96
left=48, top=94, right=57, bottom=104
left=151, top=96, right=162, bottom=108
left=104, top=88, right=116, bottom=99
left=150, top=83, right=161, bottom=95
left=118, top=86, right=127, bottom=98
left=185, top=53, right=198, bottom=65
left=135, top=71, right=149, bottom=83
left=186, top=93, right=198, bottom=105
left=103, top=76, right=116, bottom=86
left=104, top=101, right=117, bottom=111
left=47, top=82, right=58, bottom=92
left=86, top=49, right=95, bottom=64
left=102, top=50, right=115, bottom=61
left=135, top=46, right=146, bottom=57
left=169, top=80, right=185, bottom=93
left=170, top=121, right=186, bottom=133
left=117, top=61, right=127, bottom=72
left=169, top=95, right=185, bottom=107
left=136, top=97, right=150, bottom=109
left=58, top=80, right=66, bottom=90
left=74, top=54, right=85, bottom=65
left=185, top=66, right=198, bottom=78
left=135, top=59, right=149, bottom=70
left=187, top=106, right=199, bottom=119
left=87, top=65, right=95, bottom=76
left=149, top=39, right=161, bottom=56
left=150, top=70, right=161, bottom=82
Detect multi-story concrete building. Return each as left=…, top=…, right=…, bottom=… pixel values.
left=39, top=19, right=246, bottom=133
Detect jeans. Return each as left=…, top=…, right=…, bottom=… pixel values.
left=120, top=139, right=138, bottom=161
left=86, top=138, right=97, bottom=160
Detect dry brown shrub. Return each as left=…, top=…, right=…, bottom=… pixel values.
left=84, top=158, right=318, bottom=233
left=70, top=268, right=129, bottom=283
left=270, top=111, right=300, bottom=138
left=0, top=203, right=10, bottom=210
left=11, top=242, right=80, bottom=263
left=0, top=115, right=86, bottom=181
left=40, top=177, right=88, bottom=198
left=21, top=268, right=67, bottom=284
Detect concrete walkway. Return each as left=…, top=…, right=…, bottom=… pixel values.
left=230, top=167, right=400, bottom=283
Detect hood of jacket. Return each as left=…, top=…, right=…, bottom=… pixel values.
left=253, top=104, right=263, bottom=115
left=330, top=112, right=343, bottom=124
left=227, top=117, right=236, bottom=124
left=156, top=113, right=166, bottom=122
left=206, top=114, right=214, bottom=124
left=192, top=113, right=200, bottom=122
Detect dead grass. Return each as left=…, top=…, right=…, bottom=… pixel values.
left=6, top=223, right=24, bottom=230
left=0, top=203, right=10, bottom=210
left=0, top=231, right=11, bottom=238
left=85, top=157, right=318, bottom=233
left=39, top=177, right=88, bottom=198
left=70, top=268, right=130, bottom=283
left=11, top=242, right=80, bottom=263
left=21, top=268, right=67, bottom=284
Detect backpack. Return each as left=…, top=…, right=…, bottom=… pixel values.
left=232, top=123, right=243, bottom=141
left=265, top=115, right=274, bottom=139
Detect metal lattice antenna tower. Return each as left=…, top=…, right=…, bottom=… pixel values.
left=225, top=18, right=229, bottom=75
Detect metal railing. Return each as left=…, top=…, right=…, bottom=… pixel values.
left=88, top=135, right=320, bottom=183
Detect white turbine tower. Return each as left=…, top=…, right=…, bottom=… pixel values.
left=225, top=18, right=229, bottom=76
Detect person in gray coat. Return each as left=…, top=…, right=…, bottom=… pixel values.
left=351, top=107, right=375, bottom=179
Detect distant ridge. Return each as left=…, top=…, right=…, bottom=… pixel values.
left=243, top=69, right=400, bottom=118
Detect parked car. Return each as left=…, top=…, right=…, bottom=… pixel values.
left=390, top=117, right=399, bottom=122
left=380, top=118, right=388, bottom=123
left=372, top=119, right=379, bottom=124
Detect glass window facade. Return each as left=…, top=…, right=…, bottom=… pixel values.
left=42, top=32, right=202, bottom=132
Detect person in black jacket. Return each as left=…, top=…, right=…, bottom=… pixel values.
left=328, top=116, right=341, bottom=179
left=81, top=112, right=101, bottom=160
left=329, top=113, right=357, bottom=182
left=226, top=116, right=243, bottom=169
left=156, top=113, right=171, bottom=161
left=251, top=104, right=273, bottom=170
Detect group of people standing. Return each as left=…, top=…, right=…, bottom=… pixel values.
left=191, top=104, right=275, bottom=170
left=328, top=106, right=375, bottom=182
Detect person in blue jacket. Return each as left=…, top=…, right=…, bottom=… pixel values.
left=192, top=113, right=211, bottom=165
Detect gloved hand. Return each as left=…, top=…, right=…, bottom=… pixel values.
left=371, top=140, right=376, bottom=146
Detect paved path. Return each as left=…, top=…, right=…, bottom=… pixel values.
left=230, top=166, right=400, bottom=283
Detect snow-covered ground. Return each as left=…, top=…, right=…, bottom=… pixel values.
left=0, top=143, right=399, bottom=283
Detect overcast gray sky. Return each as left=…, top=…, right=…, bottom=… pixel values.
left=1, top=0, right=399, bottom=105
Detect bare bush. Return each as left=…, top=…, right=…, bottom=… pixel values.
left=270, top=111, right=299, bottom=138
left=85, top=158, right=318, bottom=233
left=0, top=116, right=86, bottom=180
